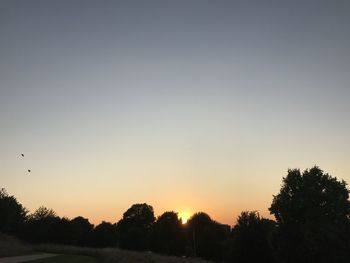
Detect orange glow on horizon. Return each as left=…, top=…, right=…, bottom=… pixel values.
left=178, top=210, right=192, bottom=224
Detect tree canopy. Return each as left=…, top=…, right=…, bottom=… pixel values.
left=151, top=211, right=186, bottom=255
left=187, top=212, right=229, bottom=260
left=226, top=211, right=276, bottom=263
left=270, top=166, right=350, bottom=225
left=117, top=203, right=155, bottom=250
left=0, top=188, right=27, bottom=234
left=269, top=167, right=350, bottom=263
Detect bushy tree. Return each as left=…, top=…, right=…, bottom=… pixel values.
left=0, top=188, right=27, bottom=234
left=21, top=207, right=94, bottom=245
left=91, top=221, right=117, bottom=248
left=53, top=217, right=72, bottom=244
left=23, top=206, right=62, bottom=243
left=69, top=216, right=94, bottom=246
left=186, top=212, right=229, bottom=260
left=269, top=167, right=350, bottom=263
left=117, top=203, right=155, bottom=250
left=31, top=206, right=56, bottom=220
left=226, top=211, right=276, bottom=263
left=151, top=211, right=186, bottom=255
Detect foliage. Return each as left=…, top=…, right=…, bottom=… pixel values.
left=69, top=216, right=94, bottom=246
left=116, top=203, right=155, bottom=250
left=0, top=188, right=27, bottom=234
left=186, top=212, right=229, bottom=260
left=226, top=211, right=276, bottom=263
left=269, top=166, right=350, bottom=263
left=23, top=206, right=65, bottom=244
left=270, top=167, right=350, bottom=225
left=151, top=211, right=186, bottom=255
left=30, top=206, right=56, bottom=220
left=91, top=221, right=117, bottom=248
left=122, top=203, right=156, bottom=227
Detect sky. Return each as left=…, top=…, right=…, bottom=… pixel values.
left=1, top=0, right=350, bottom=225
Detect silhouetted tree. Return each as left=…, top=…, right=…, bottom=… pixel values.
left=22, top=208, right=94, bottom=245
left=226, top=211, right=276, bottom=263
left=151, top=211, right=186, bottom=256
left=117, top=203, right=155, bottom=250
left=0, top=188, right=27, bottom=235
left=269, top=167, right=350, bottom=263
left=53, top=217, right=72, bottom=244
left=23, top=206, right=62, bottom=243
left=92, top=221, right=117, bottom=248
left=69, top=216, right=94, bottom=246
left=186, top=212, right=228, bottom=260
left=31, top=206, right=56, bottom=220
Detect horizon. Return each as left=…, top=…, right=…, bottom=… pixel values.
left=0, top=165, right=337, bottom=227
left=1, top=1, right=350, bottom=226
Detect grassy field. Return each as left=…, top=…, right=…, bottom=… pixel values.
left=0, top=233, right=211, bottom=263
left=34, top=244, right=212, bottom=263
left=0, top=232, right=33, bottom=257
left=25, top=255, right=98, bottom=263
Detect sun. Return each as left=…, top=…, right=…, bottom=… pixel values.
left=178, top=210, right=191, bottom=224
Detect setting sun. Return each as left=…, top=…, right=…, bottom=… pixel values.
left=178, top=210, right=192, bottom=224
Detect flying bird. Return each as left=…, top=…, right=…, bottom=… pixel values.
left=20, top=154, right=31, bottom=174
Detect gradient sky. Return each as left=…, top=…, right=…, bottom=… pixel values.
left=1, top=0, right=350, bottom=225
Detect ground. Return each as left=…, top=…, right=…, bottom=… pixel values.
left=25, top=255, right=98, bottom=263
left=0, top=234, right=211, bottom=263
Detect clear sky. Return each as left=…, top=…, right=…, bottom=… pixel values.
left=1, top=0, right=350, bottom=225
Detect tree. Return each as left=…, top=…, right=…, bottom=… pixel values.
left=31, top=206, right=56, bottom=220
left=23, top=206, right=61, bottom=243
left=226, top=211, right=276, bottom=263
left=53, top=217, right=72, bottom=244
left=151, top=211, right=186, bottom=255
left=186, top=212, right=229, bottom=260
left=122, top=203, right=155, bottom=227
left=0, top=188, right=27, bottom=235
left=69, top=216, right=94, bottom=246
left=117, top=203, right=155, bottom=250
left=269, top=167, right=350, bottom=263
left=92, top=221, right=117, bottom=248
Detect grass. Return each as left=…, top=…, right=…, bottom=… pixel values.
left=0, top=232, right=33, bottom=257
left=25, top=255, right=98, bottom=263
left=34, top=244, right=212, bottom=263
left=0, top=233, right=211, bottom=263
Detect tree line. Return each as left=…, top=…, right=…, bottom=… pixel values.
left=1, top=166, right=350, bottom=262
